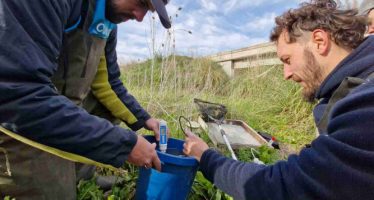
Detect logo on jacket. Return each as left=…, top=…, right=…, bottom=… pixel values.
left=88, top=0, right=116, bottom=39
left=96, top=23, right=111, bottom=36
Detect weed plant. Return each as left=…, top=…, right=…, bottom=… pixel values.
left=115, top=55, right=315, bottom=199
left=122, top=55, right=315, bottom=150
left=78, top=55, right=316, bottom=199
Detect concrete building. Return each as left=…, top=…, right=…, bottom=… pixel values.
left=208, top=42, right=282, bottom=77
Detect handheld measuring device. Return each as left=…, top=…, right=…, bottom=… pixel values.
left=159, top=120, right=168, bottom=152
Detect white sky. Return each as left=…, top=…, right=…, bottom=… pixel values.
left=116, top=0, right=362, bottom=64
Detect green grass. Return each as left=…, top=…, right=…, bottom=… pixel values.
left=78, top=55, right=316, bottom=199
left=122, top=55, right=315, bottom=150
left=119, top=55, right=315, bottom=198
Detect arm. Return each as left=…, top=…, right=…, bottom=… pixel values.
left=0, top=0, right=158, bottom=169
left=92, top=28, right=151, bottom=130
left=92, top=28, right=163, bottom=139
left=186, top=81, right=374, bottom=200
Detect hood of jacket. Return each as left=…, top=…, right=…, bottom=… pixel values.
left=315, top=36, right=374, bottom=100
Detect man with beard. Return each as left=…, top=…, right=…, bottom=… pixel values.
left=183, top=0, right=374, bottom=199
left=0, top=0, right=171, bottom=199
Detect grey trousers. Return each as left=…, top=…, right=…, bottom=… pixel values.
left=0, top=95, right=122, bottom=199
left=0, top=132, right=76, bottom=200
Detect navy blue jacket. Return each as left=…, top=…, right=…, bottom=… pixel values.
left=200, top=36, right=374, bottom=200
left=0, top=0, right=150, bottom=168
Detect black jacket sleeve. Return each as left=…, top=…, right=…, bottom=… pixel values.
left=199, top=80, right=374, bottom=200
left=0, top=0, right=137, bottom=168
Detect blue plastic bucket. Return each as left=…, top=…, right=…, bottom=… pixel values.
left=135, top=136, right=199, bottom=200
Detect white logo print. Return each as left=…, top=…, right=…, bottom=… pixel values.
left=96, top=22, right=110, bottom=36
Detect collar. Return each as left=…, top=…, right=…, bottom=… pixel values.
left=315, top=36, right=374, bottom=99
left=88, top=0, right=117, bottom=39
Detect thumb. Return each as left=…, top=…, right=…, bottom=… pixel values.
left=151, top=142, right=157, bottom=149
left=183, top=129, right=194, bottom=137
left=155, top=131, right=160, bottom=142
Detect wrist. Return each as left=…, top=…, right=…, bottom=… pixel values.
left=197, top=147, right=210, bottom=162
left=144, top=117, right=156, bottom=130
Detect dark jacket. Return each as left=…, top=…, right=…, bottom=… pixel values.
left=0, top=0, right=149, bottom=168
left=90, top=27, right=151, bottom=130
left=199, top=36, right=374, bottom=200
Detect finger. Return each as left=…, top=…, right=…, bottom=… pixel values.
left=152, top=155, right=162, bottom=171
left=154, top=129, right=160, bottom=141
left=183, top=145, right=190, bottom=155
left=183, top=129, right=193, bottom=137
left=183, top=141, right=191, bottom=153
left=151, top=142, right=157, bottom=149
left=182, top=143, right=188, bottom=153
left=144, top=163, right=150, bottom=169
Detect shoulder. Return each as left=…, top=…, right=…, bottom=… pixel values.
left=328, top=77, right=374, bottom=135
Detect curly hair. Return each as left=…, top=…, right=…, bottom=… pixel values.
left=270, top=0, right=368, bottom=49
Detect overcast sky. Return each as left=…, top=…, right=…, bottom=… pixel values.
left=116, top=0, right=360, bottom=64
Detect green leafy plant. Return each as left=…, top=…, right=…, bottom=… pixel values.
left=236, top=145, right=280, bottom=164
left=76, top=55, right=315, bottom=199
left=256, top=145, right=279, bottom=164
left=76, top=163, right=138, bottom=200
left=77, top=177, right=104, bottom=200
left=189, top=172, right=233, bottom=200
left=107, top=164, right=138, bottom=200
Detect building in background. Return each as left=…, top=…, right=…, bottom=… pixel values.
left=208, top=42, right=281, bottom=77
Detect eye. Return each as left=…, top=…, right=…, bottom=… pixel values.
left=281, top=57, right=291, bottom=65
left=285, top=58, right=290, bottom=65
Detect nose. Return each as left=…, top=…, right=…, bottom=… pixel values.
left=133, top=8, right=148, bottom=22
left=283, top=65, right=293, bottom=80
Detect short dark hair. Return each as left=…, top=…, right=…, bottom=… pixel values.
left=270, top=0, right=368, bottom=49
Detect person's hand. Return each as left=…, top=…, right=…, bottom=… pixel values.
left=127, top=135, right=161, bottom=171
left=183, top=130, right=209, bottom=162
left=144, top=118, right=170, bottom=141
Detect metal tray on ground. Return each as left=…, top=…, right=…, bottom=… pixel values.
left=198, top=117, right=267, bottom=149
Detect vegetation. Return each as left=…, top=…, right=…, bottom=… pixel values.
left=77, top=55, right=316, bottom=199
left=122, top=55, right=315, bottom=149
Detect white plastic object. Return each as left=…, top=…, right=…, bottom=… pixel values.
left=159, top=120, right=168, bottom=153
left=253, top=157, right=264, bottom=165
left=251, top=148, right=264, bottom=165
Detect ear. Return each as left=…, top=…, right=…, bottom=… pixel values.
left=310, top=29, right=330, bottom=56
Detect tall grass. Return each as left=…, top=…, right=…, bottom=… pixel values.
left=121, top=55, right=315, bottom=151
left=80, top=10, right=317, bottom=199
left=81, top=56, right=316, bottom=200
